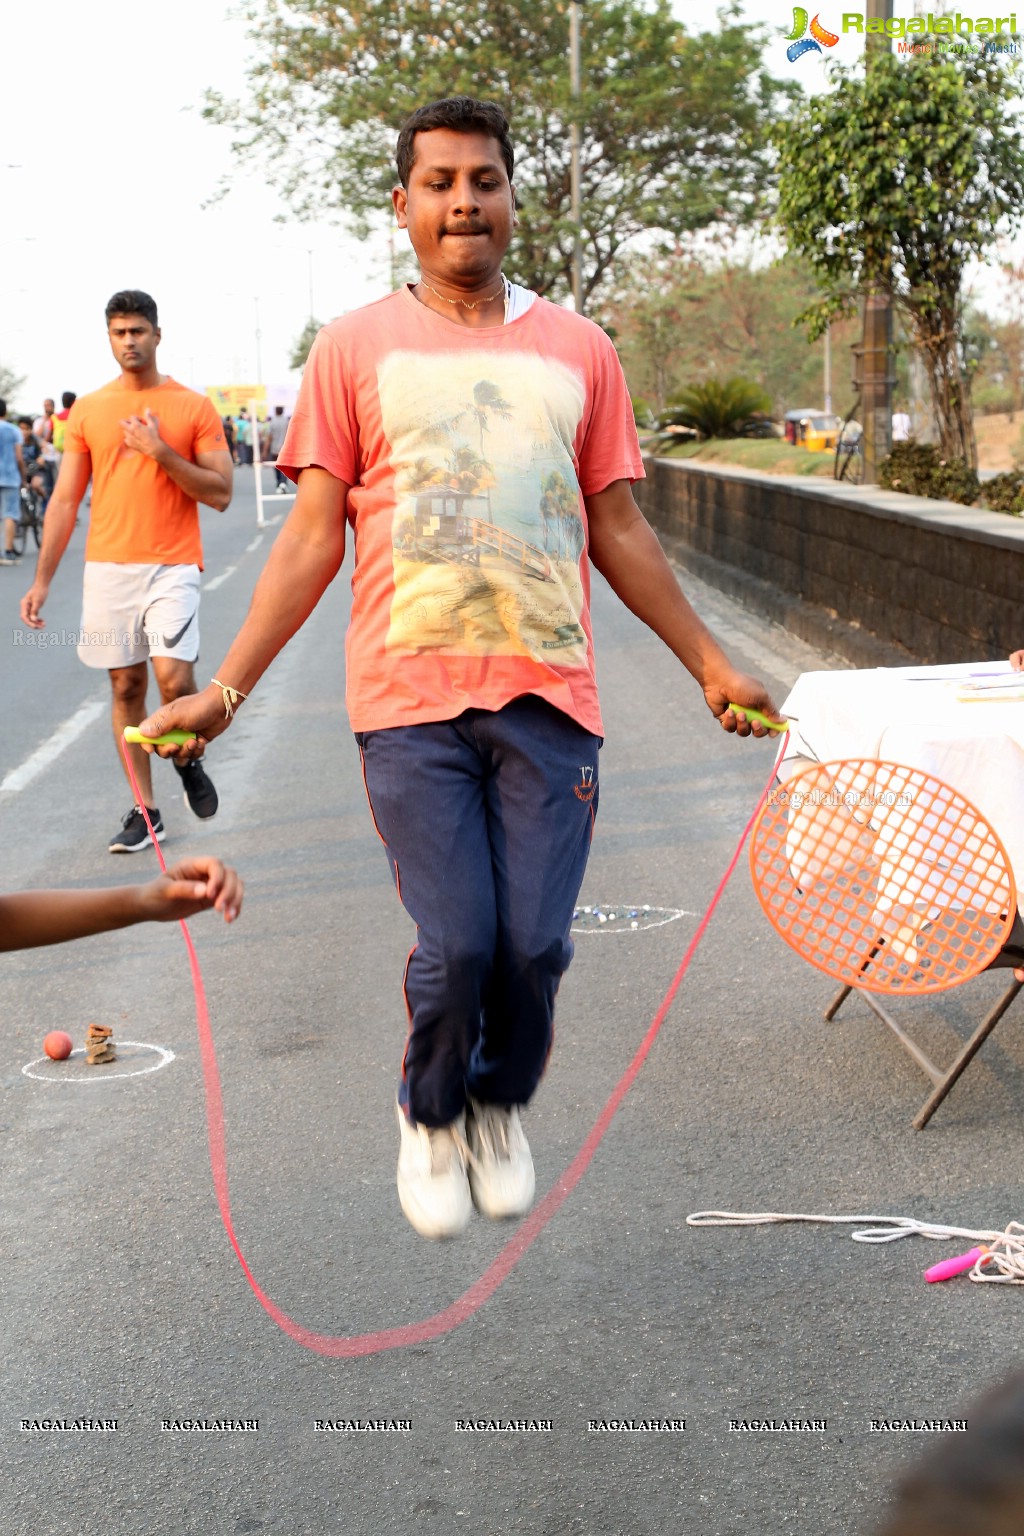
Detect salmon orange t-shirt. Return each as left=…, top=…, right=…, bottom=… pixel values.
left=278, top=289, right=645, bottom=735
left=65, top=378, right=227, bottom=567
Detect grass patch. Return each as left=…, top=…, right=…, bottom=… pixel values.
left=640, top=436, right=836, bottom=477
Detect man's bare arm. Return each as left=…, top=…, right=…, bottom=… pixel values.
left=585, top=478, right=780, bottom=734
left=20, top=452, right=93, bottom=627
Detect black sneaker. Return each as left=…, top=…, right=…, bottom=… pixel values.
left=109, top=805, right=165, bottom=853
left=175, top=758, right=219, bottom=820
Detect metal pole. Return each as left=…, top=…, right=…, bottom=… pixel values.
left=254, top=296, right=263, bottom=386
left=861, top=0, right=893, bottom=484
left=824, top=325, right=832, bottom=415
left=569, top=1, right=584, bottom=315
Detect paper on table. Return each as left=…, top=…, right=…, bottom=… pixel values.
left=902, top=661, right=1014, bottom=683
left=955, top=681, right=1024, bottom=702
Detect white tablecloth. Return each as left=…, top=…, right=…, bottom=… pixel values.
left=779, top=662, right=1024, bottom=890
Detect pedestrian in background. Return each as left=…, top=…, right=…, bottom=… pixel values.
left=266, top=404, right=292, bottom=492
left=0, top=399, right=25, bottom=565
left=20, top=289, right=233, bottom=853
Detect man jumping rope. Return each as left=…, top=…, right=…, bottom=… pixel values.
left=21, top=290, right=233, bottom=853
left=137, top=98, right=781, bottom=1239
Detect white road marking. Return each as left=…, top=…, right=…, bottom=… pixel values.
left=0, top=697, right=106, bottom=794
left=203, top=565, right=237, bottom=593
left=245, top=535, right=264, bottom=554
left=22, top=1040, right=176, bottom=1083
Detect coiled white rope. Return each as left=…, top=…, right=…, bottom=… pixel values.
left=686, top=1211, right=1024, bottom=1284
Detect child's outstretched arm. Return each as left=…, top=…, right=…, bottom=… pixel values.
left=0, top=857, right=243, bottom=951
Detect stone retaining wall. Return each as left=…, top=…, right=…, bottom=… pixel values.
left=635, top=457, right=1024, bottom=666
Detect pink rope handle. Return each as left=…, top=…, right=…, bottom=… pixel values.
left=121, top=736, right=780, bottom=1357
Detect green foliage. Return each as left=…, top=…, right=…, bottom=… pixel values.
left=289, top=317, right=323, bottom=372
left=973, top=381, right=1016, bottom=416
left=774, top=45, right=1024, bottom=465
left=967, top=273, right=1024, bottom=417
left=603, top=251, right=861, bottom=418
left=205, top=1, right=796, bottom=303
left=658, top=376, right=774, bottom=440
left=0, top=360, right=26, bottom=406
left=878, top=441, right=980, bottom=505
left=655, top=437, right=836, bottom=477
left=982, top=470, right=1024, bottom=515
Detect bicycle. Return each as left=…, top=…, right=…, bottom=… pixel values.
left=12, top=484, right=45, bottom=556
left=834, top=414, right=864, bottom=484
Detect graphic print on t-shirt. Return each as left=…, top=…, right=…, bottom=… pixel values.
left=378, top=350, right=589, bottom=665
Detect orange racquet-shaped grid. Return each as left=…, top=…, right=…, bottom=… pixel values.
left=750, top=759, right=1016, bottom=995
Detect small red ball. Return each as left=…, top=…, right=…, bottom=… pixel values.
left=43, top=1031, right=74, bottom=1061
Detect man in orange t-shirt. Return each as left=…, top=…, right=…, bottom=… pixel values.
left=20, top=290, right=233, bottom=853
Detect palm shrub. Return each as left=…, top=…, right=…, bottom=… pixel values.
left=632, top=396, right=656, bottom=430
left=657, top=377, right=774, bottom=440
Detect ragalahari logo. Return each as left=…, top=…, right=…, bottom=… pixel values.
left=785, top=7, right=841, bottom=61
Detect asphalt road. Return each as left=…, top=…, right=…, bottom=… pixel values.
left=4, top=472, right=1024, bottom=1535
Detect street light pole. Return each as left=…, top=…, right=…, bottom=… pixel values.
left=824, top=325, right=832, bottom=415
left=254, top=296, right=263, bottom=385
left=569, top=1, right=584, bottom=315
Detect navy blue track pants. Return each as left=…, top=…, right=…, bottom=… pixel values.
left=357, top=697, right=600, bottom=1128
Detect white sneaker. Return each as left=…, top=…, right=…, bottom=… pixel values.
left=396, top=1102, right=473, bottom=1239
left=466, top=1099, right=536, bottom=1219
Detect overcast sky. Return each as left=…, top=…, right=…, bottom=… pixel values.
left=0, top=2, right=1012, bottom=412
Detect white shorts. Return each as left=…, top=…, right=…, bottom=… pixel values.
left=78, top=562, right=201, bottom=670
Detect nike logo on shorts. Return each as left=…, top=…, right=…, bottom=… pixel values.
left=163, top=612, right=196, bottom=649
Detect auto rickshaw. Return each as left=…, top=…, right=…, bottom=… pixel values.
left=783, top=409, right=841, bottom=452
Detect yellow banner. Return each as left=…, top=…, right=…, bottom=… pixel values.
left=206, top=385, right=268, bottom=419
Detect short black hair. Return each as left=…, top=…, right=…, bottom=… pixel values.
left=18, top=416, right=34, bottom=427
left=395, top=96, right=514, bottom=189
left=0, top=400, right=6, bottom=417
left=105, top=290, right=158, bottom=328
left=61, top=391, right=76, bottom=409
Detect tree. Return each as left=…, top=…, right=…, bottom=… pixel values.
left=0, top=360, right=26, bottom=406
left=968, top=254, right=1024, bottom=417
left=205, top=0, right=796, bottom=306
left=289, top=317, right=323, bottom=372
left=602, top=251, right=861, bottom=418
left=775, top=46, right=1024, bottom=468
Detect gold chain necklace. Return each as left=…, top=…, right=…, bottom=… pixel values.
left=418, top=275, right=506, bottom=310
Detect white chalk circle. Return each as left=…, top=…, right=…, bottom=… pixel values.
left=571, top=903, right=691, bottom=935
left=22, top=1039, right=176, bottom=1084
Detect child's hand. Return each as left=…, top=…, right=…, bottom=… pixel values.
left=140, top=857, right=243, bottom=924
